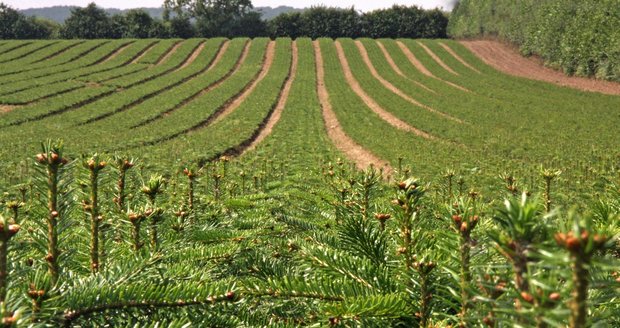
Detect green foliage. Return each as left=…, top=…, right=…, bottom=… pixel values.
left=448, top=0, right=620, bottom=81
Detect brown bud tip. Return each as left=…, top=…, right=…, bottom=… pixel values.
left=460, top=222, right=468, bottom=233
left=549, top=292, right=561, bottom=302
left=45, top=253, right=54, bottom=262
left=99, top=161, right=107, bottom=168
left=8, top=224, right=20, bottom=236
left=225, top=291, right=235, bottom=300
left=50, top=153, right=60, bottom=163
left=580, top=231, right=589, bottom=242
left=398, top=182, right=407, bottom=190
left=35, top=153, right=47, bottom=164
left=566, top=236, right=581, bottom=252
left=520, top=291, right=534, bottom=303
left=51, top=211, right=59, bottom=218
left=554, top=232, right=567, bottom=246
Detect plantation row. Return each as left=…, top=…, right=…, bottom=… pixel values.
left=1, top=38, right=618, bottom=199
left=0, top=37, right=618, bottom=326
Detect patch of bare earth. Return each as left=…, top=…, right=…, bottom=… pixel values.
left=176, top=41, right=206, bottom=71
left=355, top=41, right=462, bottom=124
left=100, top=43, right=132, bottom=64
left=244, top=41, right=298, bottom=153
left=334, top=41, right=434, bottom=139
left=0, top=104, right=19, bottom=114
left=211, top=41, right=276, bottom=125
left=376, top=41, right=437, bottom=94
left=461, top=40, right=620, bottom=96
left=131, top=42, right=158, bottom=64
left=417, top=42, right=458, bottom=75
left=156, top=41, right=183, bottom=66
left=396, top=41, right=471, bottom=93
left=438, top=42, right=481, bottom=74
left=314, top=41, right=393, bottom=177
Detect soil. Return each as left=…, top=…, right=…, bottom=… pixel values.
left=0, top=104, right=19, bottom=114
left=156, top=41, right=183, bottom=66
left=396, top=41, right=471, bottom=92
left=131, top=42, right=158, bottom=64
left=334, top=41, right=434, bottom=139
left=212, top=40, right=276, bottom=124
left=100, top=43, right=131, bottom=64
left=176, top=42, right=206, bottom=71
left=376, top=41, right=437, bottom=94
left=314, top=40, right=393, bottom=177
left=355, top=41, right=462, bottom=123
left=438, top=42, right=481, bottom=74
left=417, top=42, right=458, bottom=75
left=461, top=40, right=620, bottom=96
left=244, top=41, right=298, bottom=153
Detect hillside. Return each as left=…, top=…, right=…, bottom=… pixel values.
left=0, top=38, right=618, bottom=326
left=448, top=0, right=620, bottom=81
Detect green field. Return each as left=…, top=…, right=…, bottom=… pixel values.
left=0, top=38, right=618, bottom=326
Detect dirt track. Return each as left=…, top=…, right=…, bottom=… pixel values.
left=376, top=41, right=436, bottom=94
left=176, top=41, right=206, bottom=71
left=244, top=41, right=298, bottom=153
left=212, top=41, right=276, bottom=124
left=461, top=40, right=620, bottom=96
left=355, top=41, right=462, bottom=123
left=313, top=41, right=393, bottom=176
left=438, top=42, right=481, bottom=74
left=396, top=41, right=471, bottom=92
left=334, top=41, right=434, bottom=139
left=156, top=41, right=182, bottom=65
left=0, top=105, right=18, bottom=114
left=417, top=42, right=458, bottom=75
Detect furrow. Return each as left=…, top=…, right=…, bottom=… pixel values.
left=139, top=41, right=275, bottom=147
left=417, top=41, right=459, bottom=75
left=314, top=40, right=393, bottom=176
left=397, top=41, right=471, bottom=93
left=79, top=40, right=224, bottom=125
left=376, top=41, right=436, bottom=94
left=243, top=41, right=299, bottom=154
left=355, top=41, right=462, bottom=123
left=156, top=41, right=183, bottom=65
left=130, top=41, right=159, bottom=64
left=131, top=40, right=246, bottom=128
left=334, top=41, right=435, bottom=140
left=438, top=42, right=481, bottom=74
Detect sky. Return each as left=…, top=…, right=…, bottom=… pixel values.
left=8, top=0, right=456, bottom=12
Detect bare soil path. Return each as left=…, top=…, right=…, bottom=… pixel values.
left=417, top=41, right=459, bottom=75
left=0, top=105, right=19, bottom=114
left=461, top=40, right=620, bottom=95
left=314, top=41, right=393, bottom=176
left=99, top=42, right=132, bottom=65
left=438, top=42, right=481, bottom=74
left=396, top=41, right=471, bottom=93
left=244, top=41, right=298, bottom=153
left=156, top=41, right=183, bottom=66
left=176, top=42, right=206, bottom=71
left=355, top=41, right=462, bottom=123
left=334, top=41, right=434, bottom=139
left=130, top=42, right=158, bottom=64
left=376, top=41, right=437, bottom=94
left=212, top=41, right=276, bottom=125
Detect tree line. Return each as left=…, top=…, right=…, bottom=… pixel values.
left=0, top=1, right=448, bottom=40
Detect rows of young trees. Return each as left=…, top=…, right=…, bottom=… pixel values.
left=0, top=1, right=448, bottom=40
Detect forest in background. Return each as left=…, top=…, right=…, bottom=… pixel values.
left=0, top=1, right=448, bottom=40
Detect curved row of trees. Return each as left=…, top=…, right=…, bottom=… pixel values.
left=0, top=1, right=448, bottom=40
